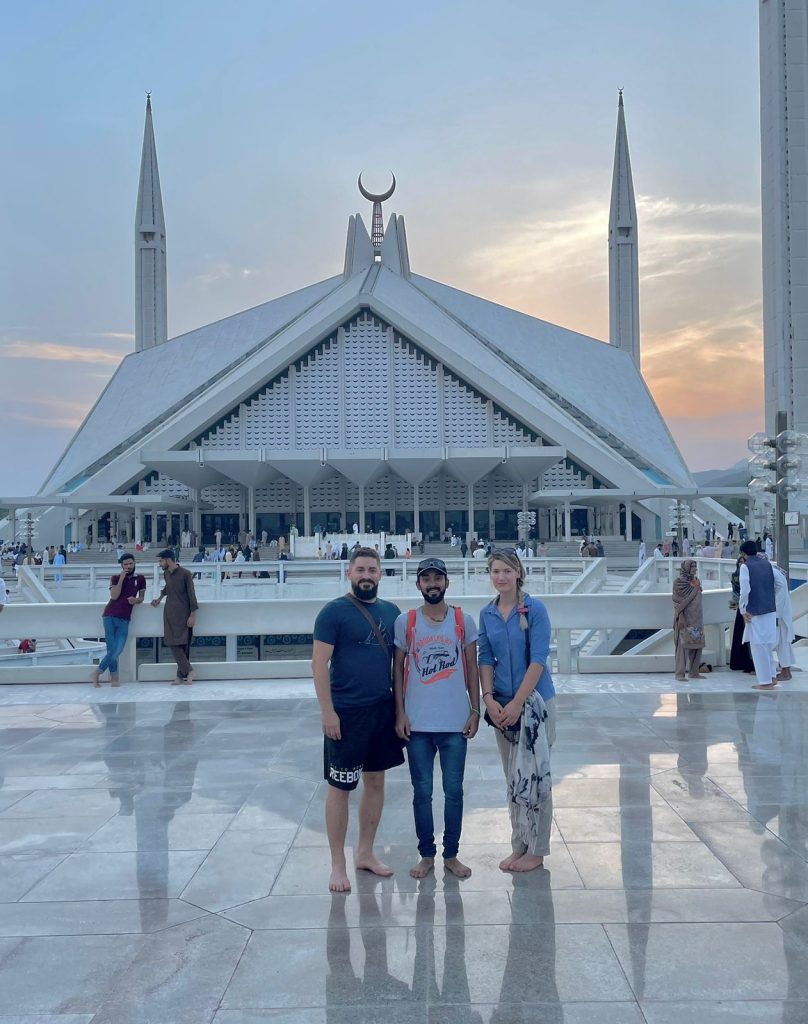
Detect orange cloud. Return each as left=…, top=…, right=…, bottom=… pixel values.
left=1, top=339, right=125, bottom=366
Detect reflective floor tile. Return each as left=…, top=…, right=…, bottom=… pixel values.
left=221, top=927, right=420, bottom=1009
left=90, top=915, right=250, bottom=1024
left=81, top=810, right=235, bottom=851
left=553, top=805, right=697, bottom=843
left=0, top=789, right=119, bottom=819
left=552, top=778, right=666, bottom=808
left=429, top=1004, right=645, bottom=1024
left=640, top=1002, right=808, bottom=1024
left=19, top=849, right=209, bottom=901
left=180, top=830, right=292, bottom=912
left=511, top=887, right=804, bottom=925
left=692, top=821, right=808, bottom=901
left=270, top=844, right=584, bottom=896
left=0, top=898, right=205, bottom=936
left=0, top=934, right=142, bottom=1013
left=566, top=841, right=740, bottom=889
left=0, top=815, right=115, bottom=854
left=431, top=923, right=634, bottom=1003
left=229, top=776, right=318, bottom=830
left=605, top=922, right=808, bottom=1000
left=222, top=889, right=514, bottom=930
left=0, top=854, right=65, bottom=901
left=649, top=772, right=752, bottom=822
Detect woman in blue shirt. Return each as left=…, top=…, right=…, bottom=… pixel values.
left=478, top=549, right=556, bottom=871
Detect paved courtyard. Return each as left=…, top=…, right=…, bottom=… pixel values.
left=0, top=681, right=807, bottom=1022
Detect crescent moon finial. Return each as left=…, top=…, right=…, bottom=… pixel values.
left=357, top=171, right=396, bottom=204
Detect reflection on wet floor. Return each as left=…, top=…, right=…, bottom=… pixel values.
left=0, top=691, right=807, bottom=1021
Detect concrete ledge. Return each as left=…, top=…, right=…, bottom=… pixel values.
left=138, top=661, right=312, bottom=681
left=0, top=666, right=97, bottom=685
left=579, top=648, right=719, bottom=674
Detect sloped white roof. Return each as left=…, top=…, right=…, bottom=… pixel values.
left=408, top=274, right=692, bottom=487
left=42, top=275, right=344, bottom=492
left=42, top=223, right=693, bottom=498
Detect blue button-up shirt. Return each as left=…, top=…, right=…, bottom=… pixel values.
left=478, top=594, right=556, bottom=703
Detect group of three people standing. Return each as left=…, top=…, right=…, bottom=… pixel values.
left=312, top=546, right=554, bottom=893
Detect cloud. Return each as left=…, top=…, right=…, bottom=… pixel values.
left=191, top=260, right=261, bottom=286
left=0, top=339, right=125, bottom=366
left=4, top=396, right=91, bottom=430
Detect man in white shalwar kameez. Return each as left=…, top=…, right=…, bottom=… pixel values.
left=773, top=564, right=794, bottom=681
left=739, top=541, right=778, bottom=690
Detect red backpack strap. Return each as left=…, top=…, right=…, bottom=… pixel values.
left=453, top=606, right=468, bottom=690
left=403, top=608, right=417, bottom=694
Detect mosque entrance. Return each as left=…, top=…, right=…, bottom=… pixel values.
left=202, top=514, right=240, bottom=545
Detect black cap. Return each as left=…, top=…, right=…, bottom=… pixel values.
left=416, top=557, right=448, bottom=579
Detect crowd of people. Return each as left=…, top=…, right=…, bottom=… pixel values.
left=672, top=541, right=794, bottom=688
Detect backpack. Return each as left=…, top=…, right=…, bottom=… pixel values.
left=403, top=606, right=468, bottom=697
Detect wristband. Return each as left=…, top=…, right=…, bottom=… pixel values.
left=469, top=708, right=480, bottom=716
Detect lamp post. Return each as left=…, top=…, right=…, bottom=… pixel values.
left=516, top=510, right=536, bottom=546
left=748, top=410, right=807, bottom=574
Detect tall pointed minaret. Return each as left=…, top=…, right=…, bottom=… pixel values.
left=135, top=94, right=167, bottom=352
left=608, top=90, right=640, bottom=367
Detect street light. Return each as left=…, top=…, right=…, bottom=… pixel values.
left=747, top=413, right=808, bottom=572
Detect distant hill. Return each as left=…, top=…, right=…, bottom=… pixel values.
left=693, top=459, right=750, bottom=488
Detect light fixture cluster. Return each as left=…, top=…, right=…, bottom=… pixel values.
left=747, top=431, right=808, bottom=499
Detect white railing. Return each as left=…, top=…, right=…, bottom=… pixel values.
left=0, top=588, right=737, bottom=684
left=22, top=557, right=600, bottom=603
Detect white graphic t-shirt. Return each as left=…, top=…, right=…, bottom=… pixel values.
left=394, top=607, right=478, bottom=732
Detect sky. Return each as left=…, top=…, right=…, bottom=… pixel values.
left=0, top=1, right=762, bottom=495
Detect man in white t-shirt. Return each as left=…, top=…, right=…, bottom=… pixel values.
left=393, top=558, right=480, bottom=881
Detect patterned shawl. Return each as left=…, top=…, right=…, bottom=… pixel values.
left=507, top=690, right=552, bottom=848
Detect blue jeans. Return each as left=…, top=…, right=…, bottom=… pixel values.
left=98, top=616, right=130, bottom=675
left=406, top=731, right=467, bottom=859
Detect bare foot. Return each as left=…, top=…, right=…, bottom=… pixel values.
left=753, top=681, right=779, bottom=690
left=110, top=676, right=120, bottom=688
left=510, top=853, right=545, bottom=872
left=689, top=673, right=707, bottom=679
left=499, top=852, right=524, bottom=872
left=355, top=854, right=394, bottom=877
left=444, top=857, right=472, bottom=879
left=90, top=669, right=101, bottom=688
left=171, top=677, right=183, bottom=686
left=183, top=671, right=195, bottom=686
left=329, top=865, right=351, bottom=893
left=409, top=857, right=434, bottom=879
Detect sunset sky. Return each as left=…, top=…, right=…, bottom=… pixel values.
left=1, top=1, right=761, bottom=495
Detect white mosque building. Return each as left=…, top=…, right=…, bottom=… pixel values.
left=7, top=95, right=735, bottom=549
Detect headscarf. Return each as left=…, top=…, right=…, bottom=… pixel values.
left=672, top=559, right=700, bottom=616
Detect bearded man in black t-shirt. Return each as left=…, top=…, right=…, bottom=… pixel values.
left=312, top=546, right=404, bottom=893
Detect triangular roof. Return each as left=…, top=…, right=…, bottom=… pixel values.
left=41, top=274, right=344, bottom=492
left=41, top=214, right=692, bottom=498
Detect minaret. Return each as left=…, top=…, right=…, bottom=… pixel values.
left=135, top=94, right=167, bottom=352
left=608, top=90, right=640, bottom=367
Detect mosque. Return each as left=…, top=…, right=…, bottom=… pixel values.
left=11, top=95, right=734, bottom=548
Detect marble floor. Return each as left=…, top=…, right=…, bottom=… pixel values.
left=0, top=687, right=807, bottom=1023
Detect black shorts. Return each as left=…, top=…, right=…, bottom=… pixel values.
left=324, top=699, right=405, bottom=790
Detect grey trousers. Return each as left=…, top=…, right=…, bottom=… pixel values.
left=674, top=641, right=702, bottom=679
left=495, top=698, right=556, bottom=857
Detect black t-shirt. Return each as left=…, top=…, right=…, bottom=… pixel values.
left=313, top=595, right=401, bottom=709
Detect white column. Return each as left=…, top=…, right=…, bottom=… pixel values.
left=467, top=482, right=474, bottom=543
left=72, top=510, right=80, bottom=544
left=134, top=510, right=143, bottom=546
left=358, top=485, right=365, bottom=533
left=563, top=501, right=572, bottom=543
left=413, top=483, right=420, bottom=540
left=303, top=486, right=311, bottom=536
left=248, top=486, right=256, bottom=537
